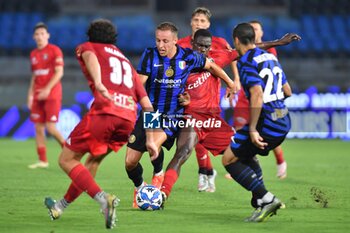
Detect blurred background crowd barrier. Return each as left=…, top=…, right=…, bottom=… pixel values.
left=0, top=0, right=349, bottom=139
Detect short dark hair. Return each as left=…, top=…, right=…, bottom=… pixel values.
left=156, top=22, right=178, bottom=36
left=232, top=23, right=255, bottom=45
left=249, top=20, right=263, bottom=28
left=34, top=22, right=48, bottom=32
left=194, top=29, right=212, bottom=40
left=87, top=19, right=117, bottom=44
left=192, top=7, right=212, bottom=21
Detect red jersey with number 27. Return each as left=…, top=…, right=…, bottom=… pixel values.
left=76, top=42, right=147, bottom=123
left=30, top=43, right=63, bottom=100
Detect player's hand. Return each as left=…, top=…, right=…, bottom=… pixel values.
left=278, top=33, right=302, bottom=45
left=232, top=80, right=241, bottom=93
left=36, top=88, right=50, bottom=100
left=228, top=92, right=237, bottom=108
left=95, top=82, right=113, bottom=101
left=225, top=85, right=237, bottom=99
left=249, top=131, right=268, bottom=150
left=147, top=141, right=159, bottom=161
left=178, top=92, right=191, bottom=106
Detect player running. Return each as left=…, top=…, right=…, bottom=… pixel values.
left=222, top=23, right=293, bottom=222
left=43, top=19, right=157, bottom=229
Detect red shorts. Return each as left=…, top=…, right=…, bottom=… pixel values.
left=233, top=91, right=249, bottom=129
left=65, top=114, right=135, bottom=156
left=30, top=99, right=61, bottom=123
left=190, top=112, right=234, bottom=156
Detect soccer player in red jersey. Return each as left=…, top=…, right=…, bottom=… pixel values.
left=177, top=7, right=240, bottom=191
left=228, top=20, right=290, bottom=180
left=27, top=22, right=65, bottom=169
left=179, top=29, right=238, bottom=193
left=43, top=19, right=157, bottom=229
left=177, top=7, right=232, bottom=50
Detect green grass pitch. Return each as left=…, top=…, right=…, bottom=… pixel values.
left=0, top=138, right=349, bottom=233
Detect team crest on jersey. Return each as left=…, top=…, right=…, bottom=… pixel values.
left=165, top=67, right=174, bottom=77
left=31, top=57, right=38, bottom=64
left=128, top=134, right=136, bottom=143
left=178, top=61, right=186, bottom=70
left=43, top=53, right=48, bottom=60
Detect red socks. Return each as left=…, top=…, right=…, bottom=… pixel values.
left=37, top=146, right=47, bottom=162
left=161, top=169, right=178, bottom=197
left=274, top=149, right=285, bottom=165
left=195, top=144, right=213, bottom=171
left=68, top=164, right=102, bottom=198
left=64, top=183, right=83, bottom=203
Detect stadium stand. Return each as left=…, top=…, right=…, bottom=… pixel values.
left=0, top=0, right=350, bottom=108
left=0, top=0, right=349, bottom=57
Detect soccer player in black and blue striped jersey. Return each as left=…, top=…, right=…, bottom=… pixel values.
left=222, top=23, right=292, bottom=222
left=125, top=22, right=235, bottom=207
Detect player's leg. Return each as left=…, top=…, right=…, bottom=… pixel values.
left=195, top=143, right=209, bottom=191
left=58, top=147, right=118, bottom=228
left=273, top=145, right=287, bottom=179
left=125, top=147, right=145, bottom=189
left=46, top=122, right=65, bottom=147
left=28, top=122, right=49, bottom=168
left=222, top=147, right=281, bottom=222
left=161, top=127, right=197, bottom=200
left=126, top=117, right=167, bottom=207
left=45, top=99, right=65, bottom=147
left=240, top=156, right=264, bottom=208
left=46, top=152, right=109, bottom=218
left=200, top=118, right=234, bottom=192
left=151, top=148, right=165, bottom=189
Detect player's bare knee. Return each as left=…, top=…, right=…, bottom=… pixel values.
left=222, top=149, right=238, bottom=166
left=125, top=155, right=139, bottom=171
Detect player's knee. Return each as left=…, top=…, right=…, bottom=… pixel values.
left=125, top=154, right=140, bottom=171
left=46, top=123, right=58, bottom=135
left=222, top=149, right=238, bottom=166
left=175, top=145, right=192, bottom=163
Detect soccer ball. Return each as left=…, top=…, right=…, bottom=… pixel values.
left=136, top=185, right=163, bottom=210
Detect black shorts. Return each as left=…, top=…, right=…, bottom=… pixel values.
left=127, top=114, right=177, bottom=153
left=230, top=125, right=287, bottom=159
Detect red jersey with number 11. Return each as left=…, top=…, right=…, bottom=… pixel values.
left=76, top=42, right=147, bottom=122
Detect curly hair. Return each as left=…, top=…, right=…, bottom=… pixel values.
left=87, top=19, right=117, bottom=44
left=194, top=29, right=212, bottom=40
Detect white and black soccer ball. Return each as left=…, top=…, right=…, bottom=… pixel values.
left=136, top=185, right=163, bottom=210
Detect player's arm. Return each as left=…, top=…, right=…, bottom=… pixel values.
left=138, top=74, right=149, bottom=85
left=230, top=61, right=241, bottom=92
left=82, top=50, right=112, bottom=101
left=249, top=85, right=267, bottom=150
left=36, top=62, right=64, bottom=100
left=283, top=82, right=292, bottom=98
left=27, top=74, right=35, bottom=109
left=256, top=33, right=301, bottom=50
left=203, top=58, right=235, bottom=97
left=139, top=95, right=163, bottom=160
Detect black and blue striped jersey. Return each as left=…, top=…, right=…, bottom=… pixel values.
left=137, top=45, right=206, bottom=115
left=237, top=47, right=290, bottom=137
